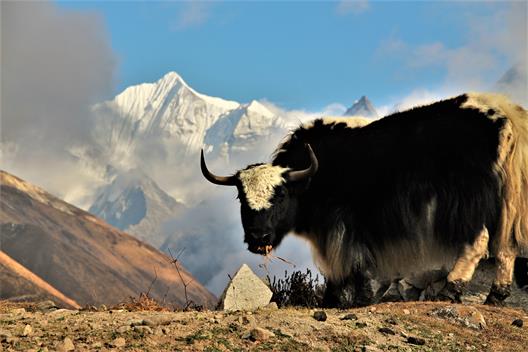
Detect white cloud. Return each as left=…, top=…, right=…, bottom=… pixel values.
left=377, top=1, right=527, bottom=106
left=172, top=1, right=212, bottom=30
left=1, top=1, right=117, bottom=203
left=336, top=0, right=370, bottom=16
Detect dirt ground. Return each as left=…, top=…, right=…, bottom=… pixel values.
left=0, top=300, right=526, bottom=352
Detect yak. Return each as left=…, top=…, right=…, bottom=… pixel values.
left=201, top=93, right=528, bottom=307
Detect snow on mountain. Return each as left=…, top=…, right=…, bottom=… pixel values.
left=89, top=169, right=185, bottom=247
left=92, top=72, right=241, bottom=167
left=344, top=96, right=379, bottom=118
left=204, top=100, right=286, bottom=160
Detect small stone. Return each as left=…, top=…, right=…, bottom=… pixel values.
left=141, top=319, right=155, bottom=327
left=356, top=322, right=368, bottom=328
left=249, top=327, right=275, bottom=341
left=128, top=319, right=144, bottom=327
left=341, top=313, right=358, bottom=321
left=385, top=318, right=398, bottom=325
left=99, top=304, right=107, bottom=311
left=378, top=327, right=396, bottom=335
left=11, top=308, right=26, bottom=315
left=109, top=337, right=126, bottom=348
left=238, top=315, right=255, bottom=325
left=0, top=329, right=12, bottom=340
left=36, top=300, right=57, bottom=312
left=6, top=337, right=19, bottom=345
left=403, top=309, right=410, bottom=315
left=116, top=325, right=130, bottom=333
left=57, top=337, right=75, bottom=351
left=21, top=324, right=33, bottom=337
left=407, top=336, right=426, bottom=345
left=91, top=342, right=103, bottom=348
left=313, top=311, right=327, bottom=321
left=134, top=325, right=153, bottom=334
left=512, top=319, right=523, bottom=328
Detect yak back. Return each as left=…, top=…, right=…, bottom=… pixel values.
left=272, top=94, right=504, bottom=265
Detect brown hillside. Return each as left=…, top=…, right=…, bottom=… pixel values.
left=0, top=250, right=79, bottom=308
left=0, top=170, right=216, bottom=308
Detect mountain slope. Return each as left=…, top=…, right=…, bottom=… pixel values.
left=344, top=96, right=379, bottom=118
left=0, top=170, right=216, bottom=307
left=0, top=250, right=80, bottom=308
left=89, top=169, right=185, bottom=248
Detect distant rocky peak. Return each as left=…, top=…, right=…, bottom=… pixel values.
left=344, top=95, right=379, bottom=118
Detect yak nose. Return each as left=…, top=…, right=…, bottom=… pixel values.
left=248, top=231, right=272, bottom=243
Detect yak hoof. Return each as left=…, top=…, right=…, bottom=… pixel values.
left=484, top=284, right=511, bottom=306
left=437, top=280, right=465, bottom=303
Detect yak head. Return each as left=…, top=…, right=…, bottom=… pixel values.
left=201, top=145, right=318, bottom=255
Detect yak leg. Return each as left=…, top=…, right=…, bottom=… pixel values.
left=441, top=227, right=489, bottom=302
left=322, top=271, right=375, bottom=308
left=485, top=249, right=516, bottom=305
left=322, top=280, right=355, bottom=308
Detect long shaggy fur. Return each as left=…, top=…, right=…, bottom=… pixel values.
left=272, top=93, right=528, bottom=283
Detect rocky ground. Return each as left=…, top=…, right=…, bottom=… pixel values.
left=0, top=299, right=526, bottom=352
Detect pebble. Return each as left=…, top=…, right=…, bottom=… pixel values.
left=403, top=309, right=411, bottom=315
left=11, top=308, right=26, bottom=315
left=109, top=337, right=126, bottom=348
left=238, top=315, right=256, bottom=325
left=91, top=342, right=103, bottom=348
left=356, top=322, right=368, bottom=328
left=313, top=311, right=327, bottom=321
left=249, top=327, right=275, bottom=341
left=57, top=337, right=75, bottom=351
left=141, top=319, right=155, bottom=327
left=21, top=324, right=33, bottom=337
left=341, top=313, right=358, bottom=321
left=116, top=325, right=130, bottom=333
left=385, top=318, right=398, bottom=325
left=407, top=336, right=426, bottom=345
left=512, top=319, right=523, bottom=328
left=378, top=327, right=396, bottom=335
left=134, top=325, right=153, bottom=334
left=0, top=329, right=12, bottom=341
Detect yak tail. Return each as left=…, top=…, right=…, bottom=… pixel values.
left=493, top=96, right=528, bottom=256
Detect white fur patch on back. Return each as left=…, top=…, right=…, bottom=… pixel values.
left=460, top=92, right=509, bottom=121
left=238, top=164, right=289, bottom=210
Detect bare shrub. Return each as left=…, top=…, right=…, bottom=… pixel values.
left=268, top=269, right=326, bottom=308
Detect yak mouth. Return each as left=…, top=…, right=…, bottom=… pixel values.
left=248, top=244, right=273, bottom=255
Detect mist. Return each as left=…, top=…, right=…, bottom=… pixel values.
left=1, top=1, right=116, bottom=205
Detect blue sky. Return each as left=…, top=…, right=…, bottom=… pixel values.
left=56, top=1, right=525, bottom=111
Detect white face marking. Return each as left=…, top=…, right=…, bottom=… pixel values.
left=238, top=164, right=289, bottom=211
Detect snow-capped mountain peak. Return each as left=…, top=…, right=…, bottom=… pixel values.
left=344, top=95, right=379, bottom=118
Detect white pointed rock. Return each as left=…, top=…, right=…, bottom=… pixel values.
left=218, top=264, right=273, bottom=311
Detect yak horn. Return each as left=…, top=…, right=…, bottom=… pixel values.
left=287, top=144, right=319, bottom=182
left=200, top=150, right=237, bottom=186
